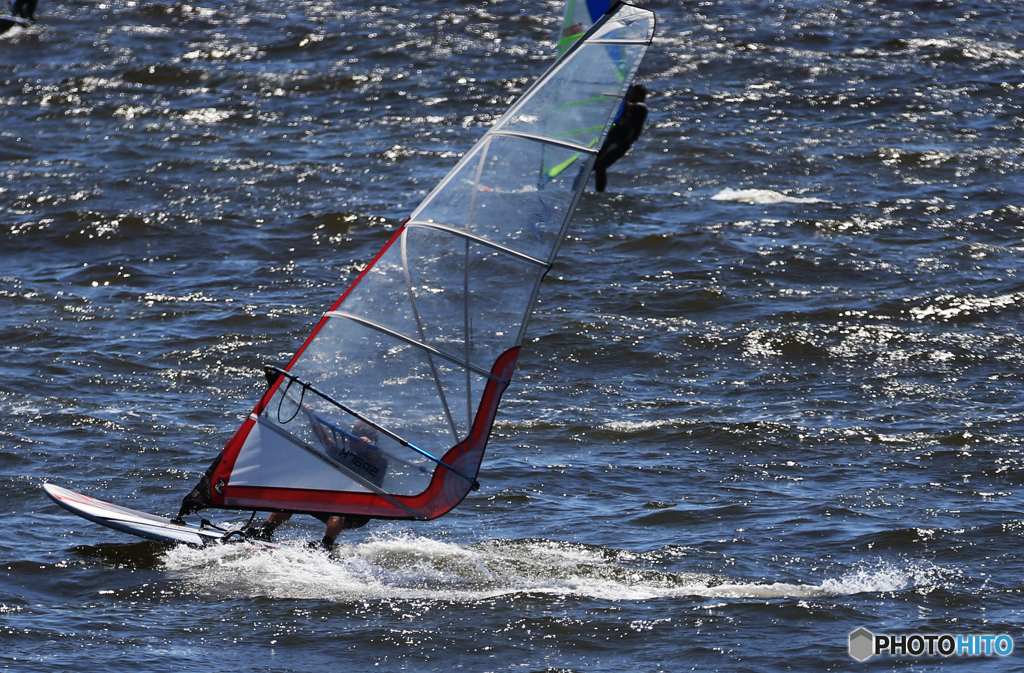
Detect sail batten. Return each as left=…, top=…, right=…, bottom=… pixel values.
left=198, top=3, right=655, bottom=522
left=588, top=39, right=650, bottom=45
left=406, top=221, right=552, bottom=268
left=490, top=130, right=601, bottom=153
left=325, top=309, right=510, bottom=384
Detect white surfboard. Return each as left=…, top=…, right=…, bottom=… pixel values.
left=0, top=15, right=34, bottom=33
left=43, top=483, right=244, bottom=546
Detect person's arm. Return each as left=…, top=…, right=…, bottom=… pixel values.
left=303, top=406, right=336, bottom=449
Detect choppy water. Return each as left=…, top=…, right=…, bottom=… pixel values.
left=3, top=1, right=1024, bottom=671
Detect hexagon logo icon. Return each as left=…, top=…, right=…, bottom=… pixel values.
left=849, top=627, right=875, bottom=661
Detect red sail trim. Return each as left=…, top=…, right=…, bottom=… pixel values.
left=286, top=221, right=409, bottom=370
left=208, top=416, right=255, bottom=508
left=207, top=223, right=411, bottom=505
left=215, top=346, right=520, bottom=519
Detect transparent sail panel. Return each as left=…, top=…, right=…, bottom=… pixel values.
left=333, top=226, right=545, bottom=369
left=264, top=320, right=492, bottom=496
left=411, top=135, right=587, bottom=262
left=498, top=44, right=648, bottom=148
left=593, top=5, right=653, bottom=43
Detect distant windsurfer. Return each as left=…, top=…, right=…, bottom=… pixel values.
left=12, top=0, right=38, bottom=22
left=593, top=84, right=648, bottom=192
left=242, top=416, right=385, bottom=550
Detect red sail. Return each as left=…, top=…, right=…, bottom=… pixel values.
left=205, top=3, right=655, bottom=521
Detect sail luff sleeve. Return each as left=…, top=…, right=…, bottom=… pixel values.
left=203, top=3, right=655, bottom=520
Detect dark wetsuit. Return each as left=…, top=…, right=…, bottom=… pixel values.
left=594, top=101, right=648, bottom=192
left=12, top=0, right=37, bottom=22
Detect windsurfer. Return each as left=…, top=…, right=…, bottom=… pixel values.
left=12, top=0, right=38, bottom=22
left=243, top=417, right=383, bottom=549
left=593, top=84, right=649, bottom=192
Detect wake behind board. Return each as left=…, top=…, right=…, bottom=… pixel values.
left=43, top=483, right=241, bottom=546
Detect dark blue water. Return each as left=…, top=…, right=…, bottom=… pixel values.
left=3, top=1, right=1024, bottom=671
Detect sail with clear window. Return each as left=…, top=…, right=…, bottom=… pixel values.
left=555, top=0, right=612, bottom=57
left=192, top=3, right=655, bottom=522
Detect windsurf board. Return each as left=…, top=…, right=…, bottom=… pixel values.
left=43, top=483, right=252, bottom=547
left=0, top=15, right=33, bottom=33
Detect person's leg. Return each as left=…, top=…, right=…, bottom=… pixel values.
left=594, top=140, right=631, bottom=193
left=593, top=143, right=623, bottom=193
left=244, top=511, right=291, bottom=540
left=266, top=511, right=292, bottom=529
left=322, top=515, right=345, bottom=546
left=316, top=514, right=370, bottom=549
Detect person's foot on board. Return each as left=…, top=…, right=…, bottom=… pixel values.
left=306, top=535, right=334, bottom=552
left=243, top=522, right=274, bottom=541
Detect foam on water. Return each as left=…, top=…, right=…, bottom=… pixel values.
left=710, top=187, right=827, bottom=205
left=161, top=534, right=952, bottom=603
